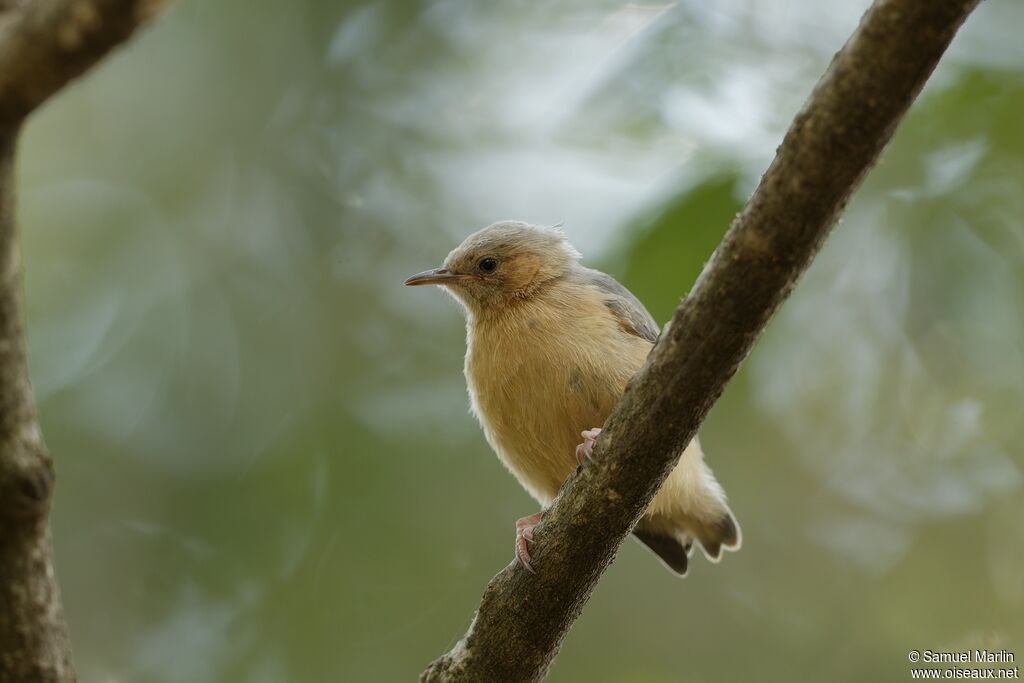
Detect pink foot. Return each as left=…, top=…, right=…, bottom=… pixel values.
left=515, top=511, right=544, bottom=573
left=575, top=427, right=603, bottom=465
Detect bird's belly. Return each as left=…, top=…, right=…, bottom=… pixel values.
left=474, top=379, right=607, bottom=506
left=468, top=351, right=629, bottom=506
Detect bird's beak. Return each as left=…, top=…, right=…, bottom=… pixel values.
left=404, top=268, right=479, bottom=286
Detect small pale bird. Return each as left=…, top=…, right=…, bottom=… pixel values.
left=405, top=221, right=740, bottom=575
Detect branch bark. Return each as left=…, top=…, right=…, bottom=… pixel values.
left=421, top=0, right=981, bottom=681
left=0, top=1, right=165, bottom=680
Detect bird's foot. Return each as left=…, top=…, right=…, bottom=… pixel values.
left=575, top=427, right=603, bottom=465
left=515, top=511, right=544, bottom=573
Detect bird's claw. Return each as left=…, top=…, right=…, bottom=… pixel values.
left=575, top=427, right=603, bottom=465
left=515, top=511, right=544, bottom=573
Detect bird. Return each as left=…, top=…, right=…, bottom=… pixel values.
left=405, top=220, right=740, bottom=575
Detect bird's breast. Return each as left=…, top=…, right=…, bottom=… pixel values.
left=464, top=298, right=650, bottom=505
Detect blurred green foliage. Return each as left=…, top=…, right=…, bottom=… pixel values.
left=15, top=0, right=1024, bottom=681
left=619, top=176, right=741, bottom=321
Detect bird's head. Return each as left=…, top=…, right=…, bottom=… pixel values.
left=405, top=221, right=580, bottom=313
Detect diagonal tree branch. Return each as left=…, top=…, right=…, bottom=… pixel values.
left=0, top=0, right=167, bottom=126
left=0, top=1, right=167, bottom=680
left=421, top=0, right=982, bottom=681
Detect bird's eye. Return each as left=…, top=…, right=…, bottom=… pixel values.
left=479, top=257, right=498, bottom=273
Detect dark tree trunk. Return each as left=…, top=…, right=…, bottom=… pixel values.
left=0, top=2, right=167, bottom=680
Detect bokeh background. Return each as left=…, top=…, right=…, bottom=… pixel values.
left=17, top=0, right=1024, bottom=681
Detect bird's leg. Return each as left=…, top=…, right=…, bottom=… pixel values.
left=514, top=510, right=544, bottom=573
left=575, top=427, right=603, bottom=464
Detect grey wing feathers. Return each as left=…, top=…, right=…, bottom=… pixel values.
left=633, top=528, right=689, bottom=576
left=577, top=267, right=660, bottom=343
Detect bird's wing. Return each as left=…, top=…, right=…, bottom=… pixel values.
left=576, top=267, right=660, bottom=343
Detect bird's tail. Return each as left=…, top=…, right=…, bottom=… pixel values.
left=691, top=508, right=741, bottom=562
left=633, top=506, right=740, bottom=577
left=633, top=526, right=692, bottom=576
left=636, top=437, right=742, bottom=576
